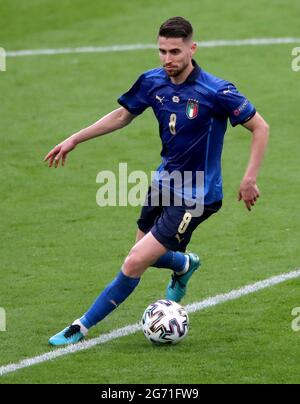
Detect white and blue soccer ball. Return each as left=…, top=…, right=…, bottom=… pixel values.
left=142, top=299, right=189, bottom=344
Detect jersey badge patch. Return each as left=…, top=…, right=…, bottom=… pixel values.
left=186, top=99, right=199, bottom=119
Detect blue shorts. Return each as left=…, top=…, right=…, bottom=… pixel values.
left=137, top=187, right=222, bottom=252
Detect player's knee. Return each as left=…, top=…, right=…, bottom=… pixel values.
left=123, top=250, right=146, bottom=276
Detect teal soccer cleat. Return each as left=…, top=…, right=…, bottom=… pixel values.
left=166, top=253, right=201, bottom=303
left=48, top=323, right=85, bottom=346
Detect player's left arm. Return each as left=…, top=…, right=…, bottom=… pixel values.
left=239, top=112, right=269, bottom=211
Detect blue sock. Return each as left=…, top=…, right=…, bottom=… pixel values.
left=152, top=251, right=188, bottom=273
left=80, top=270, right=140, bottom=329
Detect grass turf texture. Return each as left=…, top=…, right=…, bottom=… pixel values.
left=0, top=0, right=299, bottom=384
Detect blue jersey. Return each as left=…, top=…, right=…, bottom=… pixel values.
left=118, top=60, right=256, bottom=205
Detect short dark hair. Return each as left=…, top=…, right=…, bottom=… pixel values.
left=158, top=17, right=193, bottom=40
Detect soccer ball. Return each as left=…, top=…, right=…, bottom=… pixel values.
left=142, top=299, right=189, bottom=344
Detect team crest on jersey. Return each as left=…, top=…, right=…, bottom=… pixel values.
left=186, top=99, right=199, bottom=119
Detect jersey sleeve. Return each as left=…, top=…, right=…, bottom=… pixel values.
left=214, top=82, right=256, bottom=127
left=117, top=73, right=150, bottom=116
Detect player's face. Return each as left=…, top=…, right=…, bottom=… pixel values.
left=158, top=36, right=196, bottom=78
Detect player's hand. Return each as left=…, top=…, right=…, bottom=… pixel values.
left=44, top=137, right=77, bottom=168
left=238, top=178, right=260, bottom=211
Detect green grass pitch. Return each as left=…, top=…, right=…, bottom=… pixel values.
left=0, top=0, right=300, bottom=384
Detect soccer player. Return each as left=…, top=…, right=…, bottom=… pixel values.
left=45, top=17, right=269, bottom=346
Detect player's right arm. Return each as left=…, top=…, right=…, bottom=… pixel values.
left=44, top=106, right=135, bottom=167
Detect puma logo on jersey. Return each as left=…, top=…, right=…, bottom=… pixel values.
left=155, top=95, right=165, bottom=104
left=175, top=234, right=184, bottom=243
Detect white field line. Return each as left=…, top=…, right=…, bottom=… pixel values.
left=6, top=37, right=300, bottom=57
left=0, top=268, right=299, bottom=377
